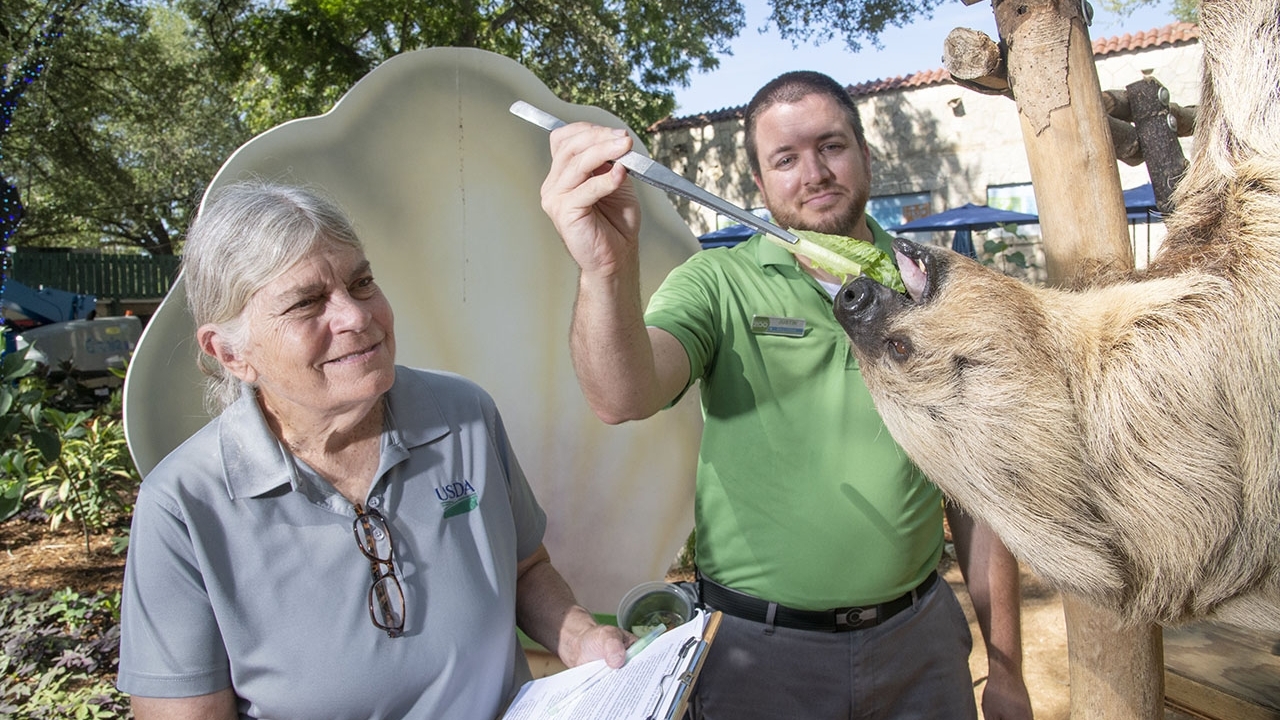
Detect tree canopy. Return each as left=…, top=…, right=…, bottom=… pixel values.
left=2, top=0, right=948, bottom=253
left=1101, top=0, right=1197, bottom=23
left=3, top=0, right=247, bottom=253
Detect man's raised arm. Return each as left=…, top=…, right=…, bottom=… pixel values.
left=539, top=122, right=690, bottom=423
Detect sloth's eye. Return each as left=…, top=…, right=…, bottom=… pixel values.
left=888, top=338, right=912, bottom=361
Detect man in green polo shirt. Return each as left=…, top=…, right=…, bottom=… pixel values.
left=538, top=71, right=1033, bottom=719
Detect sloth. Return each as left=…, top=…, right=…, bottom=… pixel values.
left=834, top=0, right=1280, bottom=634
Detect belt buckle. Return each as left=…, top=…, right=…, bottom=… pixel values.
left=835, top=606, right=877, bottom=629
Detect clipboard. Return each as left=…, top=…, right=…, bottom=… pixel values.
left=501, top=610, right=722, bottom=720
left=655, top=610, right=721, bottom=720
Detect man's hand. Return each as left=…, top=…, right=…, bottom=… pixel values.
left=536, top=122, right=687, bottom=424
left=540, top=123, right=643, bottom=279
left=981, top=661, right=1035, bottom=720
left=949, top=503, right=1034, bottom=719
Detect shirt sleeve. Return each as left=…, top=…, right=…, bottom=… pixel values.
left=643, top=252, right=722, bottom=405
left=484, top=397, right=547, bottom=563
left=116, top=483, right=233, bottom=698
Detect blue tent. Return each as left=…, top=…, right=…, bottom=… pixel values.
left=701, top=188, right=1160, bottom=253
left=887, top=203, right=1040, bottom=233
left=888, top=203, right=1040, bottom=260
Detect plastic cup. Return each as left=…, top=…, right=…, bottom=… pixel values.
left=616, top=581, right=697, bottom=635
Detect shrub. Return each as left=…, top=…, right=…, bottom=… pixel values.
left=0, top=588, right=131, bottom=719
left=0, top=347, right=140, bottom=550
left=0, top=349, right=53, bottom=523
left=23, top=407, right=138, bottom=536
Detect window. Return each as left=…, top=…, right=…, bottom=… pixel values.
left=987, top=184, right=1038, bottom=215
left=868, top=192, right=932, bottom=231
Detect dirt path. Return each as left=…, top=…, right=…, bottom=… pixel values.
left=0, top=515, right=127, bottom=595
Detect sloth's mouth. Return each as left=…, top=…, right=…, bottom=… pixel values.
left=892, top=237, right=935, bottom=303
left=834, top=236, right=940, bottom=352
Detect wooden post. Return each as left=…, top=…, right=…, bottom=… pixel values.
left=1063, top=596, right=1166, bottom=719
left=978, top=0, right=1164, bottom=717
left=992, top=0, right=1132, bottom=282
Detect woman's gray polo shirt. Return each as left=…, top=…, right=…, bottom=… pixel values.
left=117, top=366, right=547, bottom=719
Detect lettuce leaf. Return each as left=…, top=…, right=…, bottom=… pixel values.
left=762, top=229, right=905, bottom=293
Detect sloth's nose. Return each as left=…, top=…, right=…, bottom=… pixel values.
left=836, top=277, right=877, bottom=317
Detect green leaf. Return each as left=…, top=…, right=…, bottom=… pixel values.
left=110, top=531, right=131, bottom=556
left=766, top=229, right=906, bottom=292
left=31, top=429, right=62, bottom=462
left=0, top=477, right=26, bottom=522
left=0, top=414, right=20, bottom=437
left=1, top=349, right=38, bottom=383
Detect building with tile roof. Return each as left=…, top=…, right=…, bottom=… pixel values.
left=647, top=21, right=1202, bottom=280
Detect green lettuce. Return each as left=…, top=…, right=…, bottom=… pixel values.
left=763, top=229, right=905, bottom=293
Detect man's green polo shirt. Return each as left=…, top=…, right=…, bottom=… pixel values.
left=644, top=218, right=943, bottom=609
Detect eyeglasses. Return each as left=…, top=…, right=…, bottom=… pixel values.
left=352, top=504, right=406, bottom=638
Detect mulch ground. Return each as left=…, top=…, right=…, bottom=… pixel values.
left=0, top=513, right=127, bottom=596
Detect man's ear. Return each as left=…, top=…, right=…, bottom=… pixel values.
left=751, top=172, right=763, bottom=196
left=197, top=324, right=257, bottom=384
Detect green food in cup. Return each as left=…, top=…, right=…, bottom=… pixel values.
left=630, top=609, right=684, bottom=636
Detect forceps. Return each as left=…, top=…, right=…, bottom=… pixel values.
left=510, top=100, right=799, bottom=245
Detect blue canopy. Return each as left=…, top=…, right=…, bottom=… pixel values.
left=1123, top=183, right=1156, bottom=211
left=1124, top=183, right=1165, bottom=222
left=697, top=223, right=758, bottom=248
left=887, top=203, right=1040, bottom=233
left=701, top=187, right=1161, bottom=250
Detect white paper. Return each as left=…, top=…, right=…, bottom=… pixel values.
left=503, top=611, right=709, bottom=720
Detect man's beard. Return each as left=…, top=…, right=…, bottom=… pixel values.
left=770, top=186, right=868, bottom=236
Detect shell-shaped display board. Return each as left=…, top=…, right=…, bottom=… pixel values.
left=123, top=47, right=702, bottom=612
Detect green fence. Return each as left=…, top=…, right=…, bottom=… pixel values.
left=10, top=252, right=181, bottom=299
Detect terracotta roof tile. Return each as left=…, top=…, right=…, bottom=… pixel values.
left=846, top=67, right=954, bottom=97
left=651, top=21, right=1200, bottom=132
left=1093, top=21, right=1199, bottom=55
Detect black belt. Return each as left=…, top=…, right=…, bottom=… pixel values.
left=697, top=570, right=938, bottom=633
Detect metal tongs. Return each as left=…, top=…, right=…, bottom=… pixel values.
left=510, top=100, right=799, bottom=245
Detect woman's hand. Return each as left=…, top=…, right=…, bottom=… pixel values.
left=557, top=608, right=633, bottom=669
left=515, top=544, right=633, bottom=668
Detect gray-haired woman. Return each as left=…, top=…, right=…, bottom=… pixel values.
left=117, top=181, right=629, bottom=719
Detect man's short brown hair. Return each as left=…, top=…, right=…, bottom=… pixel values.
left=743, top=71, right=867, bottom=177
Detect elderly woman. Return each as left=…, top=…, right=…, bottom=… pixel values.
left=116, top=181, right=629, bottom=719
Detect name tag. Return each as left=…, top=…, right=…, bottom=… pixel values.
left=750, top=315, right=806, bottom=337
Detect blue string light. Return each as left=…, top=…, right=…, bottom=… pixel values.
left=1, top=244, right=10, bottom=362
left=1, top=14, right=65, bottom=363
